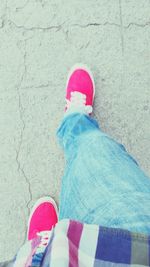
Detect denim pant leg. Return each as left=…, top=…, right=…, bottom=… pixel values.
left=57, top=113, right=150, bottom=234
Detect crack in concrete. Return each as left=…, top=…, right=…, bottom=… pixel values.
left=0, top=18, right=5, bottom=29
left=5, top=19, right=150, bottom=33
left=71, top=22, right=121, bottom=28
left=21, top=83, right=51, bottom=90
left=0, top=0, right=8, bottom=29
left=15, top=41, right=32, bottom=221
left=0, top=0, right=150, bottom=32
left=124, top=21, right=150, bottom=29
left=15, top=0, right=30, bottom=11
left=8, top=19, right=64, bottom=32
left=1, top=9, right=149, bottom=34
left=21, top=208, right=29, bottom=244
left=71, top=21, right=150, bottom=30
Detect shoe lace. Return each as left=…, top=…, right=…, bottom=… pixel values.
left=66, top=91, right=93, bottom=114
left=36, top=231, right=52, bottom=253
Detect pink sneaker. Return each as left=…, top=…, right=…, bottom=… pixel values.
left=27, top=197, right=58, bottom=241
left=65, top=64, right=95, bottom=115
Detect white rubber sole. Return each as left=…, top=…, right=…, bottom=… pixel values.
left=66, top=63, right=95, bottom=100
left=27, top=196, right=58, bottom=239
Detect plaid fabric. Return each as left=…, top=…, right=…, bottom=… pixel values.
left=14, top=219, right=150, bottom=267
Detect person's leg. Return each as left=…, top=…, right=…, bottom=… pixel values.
left=57, top=65, right=150, bottom=234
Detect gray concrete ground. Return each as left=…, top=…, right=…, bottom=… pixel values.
left=0, top=0, right=150, bottom=261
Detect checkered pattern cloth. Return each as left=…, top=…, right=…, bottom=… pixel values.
left=14, top=219, right=150, bottom=267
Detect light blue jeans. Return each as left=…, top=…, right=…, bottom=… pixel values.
left=57, top=113, right=150, bottom=234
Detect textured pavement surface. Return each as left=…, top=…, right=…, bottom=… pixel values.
left=0, top=0, right=150, bottom=261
